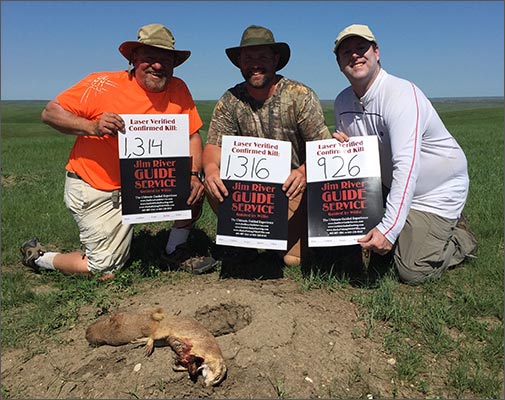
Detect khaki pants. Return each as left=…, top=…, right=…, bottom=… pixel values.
left=64, top=174, right=133, bottom=274
left=394, top=209, right=477, bottom=285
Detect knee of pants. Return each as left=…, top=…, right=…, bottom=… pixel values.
left=394, top=253, right=443, bottom=285
left=283, top=254, right=301, bottom=267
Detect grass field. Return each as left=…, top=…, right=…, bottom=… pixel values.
left=1, top=98, right=504, bottom=398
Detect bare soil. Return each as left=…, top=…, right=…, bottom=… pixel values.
left=1, top=262, right=419, bottom=399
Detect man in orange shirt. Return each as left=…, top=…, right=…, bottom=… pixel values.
left=20, top=24, right=216, bottom=279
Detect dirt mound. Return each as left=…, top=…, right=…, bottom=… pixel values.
left=1, top=275, right=414, bottom=399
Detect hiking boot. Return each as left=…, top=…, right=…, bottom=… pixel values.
left=456, top=213, right=478, bottom=259
left=161, top=244, right=218, bottom=274
left=20, top=238, right=45, bottom=271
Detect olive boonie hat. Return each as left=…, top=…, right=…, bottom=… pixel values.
left=333, top=24, right=377, bottom=54
left=225, top=25, right=291, bottom=71
left=119, top=23, right=191, bottom=67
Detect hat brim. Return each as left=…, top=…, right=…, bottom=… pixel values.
left=119, top=41, right=191, bottom=67
left=225, top=42, right=290, bottom=71
left=334, top=34, right=376, bottom=53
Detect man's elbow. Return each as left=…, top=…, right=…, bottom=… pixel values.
left=40, top=108, right=50, bottom=125
left=40, top=100, right=58, bottom=125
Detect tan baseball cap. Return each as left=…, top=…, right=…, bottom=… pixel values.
left=333, top=24, right=377, bottom=54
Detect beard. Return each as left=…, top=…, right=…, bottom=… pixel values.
left=241, top=69, right=275, bottom=89
left=138, top=69, right=172, bottom=92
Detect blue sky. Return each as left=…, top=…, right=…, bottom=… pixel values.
left=2, top=1, right=503, bottom=100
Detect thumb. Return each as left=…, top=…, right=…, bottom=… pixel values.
left=357, top=230, right=373, bottom=244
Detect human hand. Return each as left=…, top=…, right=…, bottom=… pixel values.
left=357, top=227, right=393, bottom=255
left=204, top=170, right=228, bottom=203
left=94, top=113, right=125, bottom=137
left=332, top=130, right=350, bottom=143
left=187, top=176, right=205, bottom=205
left=283, top=166, right=306, bottom=200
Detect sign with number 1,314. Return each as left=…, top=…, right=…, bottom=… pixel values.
left=118, top=114, right=191, bottom=225
left=119, top=114, right=189, bottom=159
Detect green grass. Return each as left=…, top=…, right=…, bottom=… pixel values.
left=1, top=98, right=504, bottom=399
left=348, top=102, right=504, bottom=398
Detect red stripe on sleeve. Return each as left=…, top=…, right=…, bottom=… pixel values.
left=383, top=83, right=419, bottom=237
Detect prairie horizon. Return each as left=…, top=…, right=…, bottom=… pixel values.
left=2, top=96, right=504, bottom=102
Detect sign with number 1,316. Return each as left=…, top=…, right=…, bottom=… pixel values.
left=217, top=136, right=291, bottom=251
left=220, top=136, right=291, bottom=183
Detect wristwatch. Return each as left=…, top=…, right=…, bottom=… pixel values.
left=191, top=171, right=205, bottom=183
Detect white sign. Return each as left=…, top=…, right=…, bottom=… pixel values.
left=306, top=136, right=383, bottom=247
left=306, top=136, right=381, bottom=183
left=118, top=114, right=191, bottom=224
left=217, top=136, right=292, bottom=250
left=220, top=136, right=291, bottom=184
left=119, top=114, right=189, bottom=159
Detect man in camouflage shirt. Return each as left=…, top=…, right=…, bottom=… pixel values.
left=203, top=25, right=331, bottom=268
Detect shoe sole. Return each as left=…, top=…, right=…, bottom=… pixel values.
left=20, top=238, right=44, bottom=271
left=185, top=258, right=219, bottom=274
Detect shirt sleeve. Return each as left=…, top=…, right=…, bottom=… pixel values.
left=57, top=72, right=106, bottom=120
left=171, top=78, right=203, bottom=135
left=206, top=91, right=237, bottom=147
left=297, top=88, right=332, bottom=141
left=376, top=82, right=425, bottom=243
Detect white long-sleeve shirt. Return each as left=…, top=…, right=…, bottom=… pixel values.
left=334, top=68, right=469, bottom=244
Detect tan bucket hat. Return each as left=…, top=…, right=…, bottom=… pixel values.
left=119, top=23, right=191, bottom=67
left=225, top=25, right=291, bottom=71
left=333, top=24, right=377, bottom=54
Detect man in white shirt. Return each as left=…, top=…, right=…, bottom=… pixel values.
left=332, top=24, right=477, bottom=284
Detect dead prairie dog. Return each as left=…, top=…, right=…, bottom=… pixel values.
left=85, top=307, right=227, bottom=387
left=85, top=307, right=164, bottom=346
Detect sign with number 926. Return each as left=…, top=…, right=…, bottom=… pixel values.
left=306, top=136, right=380, bottom=183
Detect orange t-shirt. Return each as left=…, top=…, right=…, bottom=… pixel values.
left=58, top=71, right=203, bottom=191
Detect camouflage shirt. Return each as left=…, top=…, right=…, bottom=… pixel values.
left=207, top=76, right=331, bottom=168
